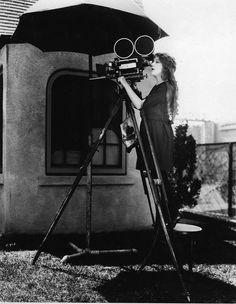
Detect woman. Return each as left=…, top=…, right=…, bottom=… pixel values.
left=118, top=53, right=179, bottom=226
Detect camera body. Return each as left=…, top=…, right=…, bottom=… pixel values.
left=98, top=57, right=146, bottom=80
left=96, top=35, right=155, bottom=82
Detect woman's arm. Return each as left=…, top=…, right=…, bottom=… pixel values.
left=118, top=76, right=145, bottom=110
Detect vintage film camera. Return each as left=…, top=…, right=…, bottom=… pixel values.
left=93, top=36, right=155, bottom=152
left=96, top=35, right=155, bottom=82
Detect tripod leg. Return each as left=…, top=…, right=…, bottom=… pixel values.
left=86, top=135, right=92, bottom=251
left=156, top=201, right=190, bottom=302
left=141, top=112, right=172, bottom=227
left=125, top=99, right=190, bottom=302
left=32, top=94, right=125, bottom=265
left=138, top=185, right=164, bottom=272
left=138, top=220, right=160, bottom=272
left=139, top=169, right=155, bottom=226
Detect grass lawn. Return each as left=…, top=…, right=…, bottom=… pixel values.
left=0, top=232, right=235, bottom=302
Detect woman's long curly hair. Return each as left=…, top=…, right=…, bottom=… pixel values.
left=154, top=53, right=179, bottom=120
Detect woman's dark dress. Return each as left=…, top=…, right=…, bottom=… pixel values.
left=136, top=81, right=174, bottom=174
left=136, top=81, right=179, bottom=224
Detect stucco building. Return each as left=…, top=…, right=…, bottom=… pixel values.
left=0, top=0, right=157, bottom=237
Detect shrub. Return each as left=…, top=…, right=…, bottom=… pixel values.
left=169, top=124, right=201, bottom=209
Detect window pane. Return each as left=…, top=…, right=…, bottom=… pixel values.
left=92, top=128, right=104, bottom=143
left=106, top=129, right=119, bottom=144
left=47, top=70, right=126, bottom=175
left=66, top=150, right=82, bottom=165
left=106, top=146, right=120, bottom=166
left=51, top=74, right=89, bottom=168
left=93, top=145, right=104, bottom=166
left=52, top=150, right=64, bottom=165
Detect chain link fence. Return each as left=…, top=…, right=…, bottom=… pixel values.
left=195, top=142, right=236, bottom=217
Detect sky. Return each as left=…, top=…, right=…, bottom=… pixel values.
left=143, top=0, right=236, bottom=123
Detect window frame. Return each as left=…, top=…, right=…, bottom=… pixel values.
left=46, top=69, right=126, bottom=176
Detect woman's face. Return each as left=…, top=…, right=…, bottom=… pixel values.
left=151, top=56, right=163, bottom=77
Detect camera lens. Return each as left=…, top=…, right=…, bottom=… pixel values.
left=114, top=38, right=134, bottom=59
left=134, top=35, right=154, bottom=57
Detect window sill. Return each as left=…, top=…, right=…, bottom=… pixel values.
left=38, top=175, right=135, bottom=186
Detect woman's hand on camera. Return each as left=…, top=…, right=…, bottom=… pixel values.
left=118, top=76, right=127, bottom=88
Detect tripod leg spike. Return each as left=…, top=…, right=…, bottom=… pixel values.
left=185, top=292, right=191, bottom=303
left=61, top=255, right=69, bottom=264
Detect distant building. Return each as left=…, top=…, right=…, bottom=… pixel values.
left=217, top=122, right=236, bottom=143
left=176, top=118, right=236, bottom=144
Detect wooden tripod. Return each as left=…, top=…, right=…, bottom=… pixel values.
left=32, top=90, right=190, bottom=302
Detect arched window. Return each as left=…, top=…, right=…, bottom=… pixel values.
left=46, top=70, right=126, bottom=175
